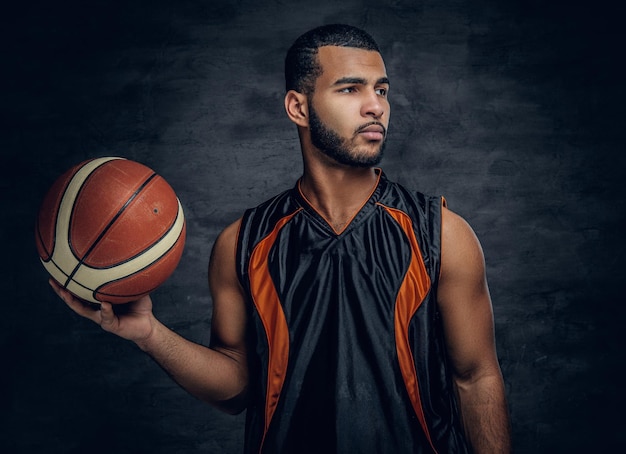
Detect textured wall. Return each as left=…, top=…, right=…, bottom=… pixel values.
left=2, top=0, right=624, bottom=452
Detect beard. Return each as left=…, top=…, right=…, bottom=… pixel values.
left=308, top=102, right=386, bottom=168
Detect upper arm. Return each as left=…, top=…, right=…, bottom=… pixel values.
left=438, top=207, right=500, bottom=381
left=208, top=218, right=248, bottom=362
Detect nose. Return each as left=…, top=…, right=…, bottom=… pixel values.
left=361, top=89, right=386, bottom=119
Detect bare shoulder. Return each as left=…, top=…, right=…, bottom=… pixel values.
left=440, top=206, right=486, bottom=278
left=209, top=218, right=242, bottom=269
left=214, top=218, right=242, bottom=252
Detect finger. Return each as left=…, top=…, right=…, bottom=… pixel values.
left=99, top=302, right=119, bottom=332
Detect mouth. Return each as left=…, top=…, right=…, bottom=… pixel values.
left=356, top=122, right=386, bottom=141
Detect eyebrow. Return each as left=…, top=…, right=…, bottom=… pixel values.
left=333, top=76, right=390, bottom=86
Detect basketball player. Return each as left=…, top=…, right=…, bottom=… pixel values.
left=52, top=24, right=511, bottom=453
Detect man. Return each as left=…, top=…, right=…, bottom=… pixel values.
left=51, top=24, right=511, bottom=453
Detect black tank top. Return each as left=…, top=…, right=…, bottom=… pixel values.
left=236, top=170, right=469, bottom=453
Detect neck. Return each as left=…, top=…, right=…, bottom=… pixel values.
left=299, top=163, right=380, bottom=233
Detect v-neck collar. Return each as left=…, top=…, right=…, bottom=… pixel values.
left=293, top=169, right=388, bottom=237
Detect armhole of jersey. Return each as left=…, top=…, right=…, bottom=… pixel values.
left=234, top=215, right=246, bottom=287
left=438, top=196, right=446, bottom=283
left=235, top=207, right=261, bottom=289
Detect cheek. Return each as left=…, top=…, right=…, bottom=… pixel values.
left=315, top=104, right=352, bottom=133
left=328, top=100, right=361, bottom=129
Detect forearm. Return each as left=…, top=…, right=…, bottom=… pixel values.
left=135, top=316, right=248, bottom=414
left=455, top=372, right=511, bottom=454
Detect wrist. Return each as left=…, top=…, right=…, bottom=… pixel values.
left=134, top=314, right=161, bottom=352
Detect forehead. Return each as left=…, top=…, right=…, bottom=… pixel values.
left=315, top=46, right=387, bottom=84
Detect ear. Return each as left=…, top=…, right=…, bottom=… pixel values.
left=284, top=90, right=309, bottom=127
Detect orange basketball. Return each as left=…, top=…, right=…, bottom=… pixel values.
left=36, top=157, right=186, bottom=304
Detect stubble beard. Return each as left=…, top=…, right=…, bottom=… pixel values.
left=308, top=102, right=386, bottom=168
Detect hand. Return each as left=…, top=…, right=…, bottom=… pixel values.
left=49, top=279, right=156, bottom=343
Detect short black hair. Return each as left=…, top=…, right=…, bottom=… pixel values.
left=284, top=24, right=381, bottom=94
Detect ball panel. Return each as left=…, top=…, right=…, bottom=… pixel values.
left=81, top=175, right=181, bottom=268
left=69, top=159, right=155, bottom=260
left=94, top=226, right=186, bottom=303
left=40, top=257, right=72, bottom=288
left=35, top=161, right=85, bottom=261
left=64, top=276, right=100, bottom=304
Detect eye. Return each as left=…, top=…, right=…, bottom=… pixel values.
left=375, top=87, right=388, bottom=97
left=339, top=86, right=357, bottom=93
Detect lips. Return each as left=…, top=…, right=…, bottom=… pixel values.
left=357, top=123, right=386, bottom=141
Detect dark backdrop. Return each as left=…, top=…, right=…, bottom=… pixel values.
left=2, top=0, right=624, bottom=453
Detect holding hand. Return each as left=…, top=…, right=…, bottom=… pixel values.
left=49, top=279, right=156, bottom=344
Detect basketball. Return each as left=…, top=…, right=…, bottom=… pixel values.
left=36, top=157, right=186, bottom=304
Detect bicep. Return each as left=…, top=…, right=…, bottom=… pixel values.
left=208, top=218, right=247, bottom=360
left=438, top=208, right=500, bottom=380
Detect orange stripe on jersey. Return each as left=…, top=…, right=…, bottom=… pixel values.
left=378, top=203, right=438, bottom=454
left=248, top=208, right=302, bottom=451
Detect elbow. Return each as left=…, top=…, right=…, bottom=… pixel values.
left=453, top=363, right=504, bottom=392
left=211, top=388, right=249, bottom=415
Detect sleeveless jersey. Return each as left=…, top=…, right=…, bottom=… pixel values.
left=235, top=171, right=469, bottom=454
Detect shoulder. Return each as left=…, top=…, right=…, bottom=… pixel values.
left=215, top=217, right=242, bottom=250
left=440, top=206, right=486, bottom=288
left=209, top=218, right=241, bottom=273
left=239, top=187, right=302, bottom=242
left=380, top=177, right=443, bottom=221
left=247, top=187, right=296, bottom=214
left=441, top=207, right=479, bottom=246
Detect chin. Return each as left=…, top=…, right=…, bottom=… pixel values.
left=342, top=152, right=384, bottom=168
left=350, top=146, right=385, bottom=167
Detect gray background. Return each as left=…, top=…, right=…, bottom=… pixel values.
left=2, top=0, right=624, bottom=452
